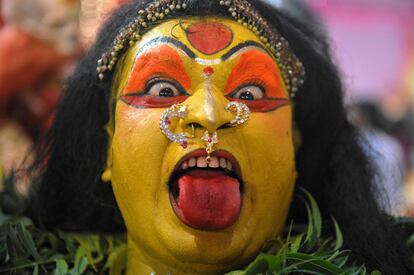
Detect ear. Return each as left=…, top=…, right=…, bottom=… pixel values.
left=101, top=124, right=114, bottom=183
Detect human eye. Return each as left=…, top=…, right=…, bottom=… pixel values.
left=145, top=79, right=185, bottom=97
left=230, top=85, right=264, bottom=101
left=226, top=81, right=289, bottom=112
left=120, top=78, right=188, bottom=109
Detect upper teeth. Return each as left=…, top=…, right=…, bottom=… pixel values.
left=182, top=156, right=233, bottom=171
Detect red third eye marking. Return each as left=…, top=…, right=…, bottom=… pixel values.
left=187, top=21, right=233, bottom=55
left=203, top=67, right=214, bottom=77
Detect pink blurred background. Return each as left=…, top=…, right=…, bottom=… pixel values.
left=304, top=0, right=414, bottom=103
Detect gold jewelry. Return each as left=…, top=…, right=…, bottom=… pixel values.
left=159, top=104, right=189, bottom=148
left=225, top=101, right=250, bottom=127
left=201, top=131, right=218, bottom=163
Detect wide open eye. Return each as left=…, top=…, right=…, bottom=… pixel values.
left=231, top=85, right=264, bottom=101
left=120, top=79, right=188, bottom=108
left=146, top=81, right=181, bottom=97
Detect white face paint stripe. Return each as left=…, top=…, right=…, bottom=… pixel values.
left=195, top=58, right=222, bottom=65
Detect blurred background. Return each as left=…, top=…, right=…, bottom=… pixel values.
left=0, top=0, right=413, bottom=215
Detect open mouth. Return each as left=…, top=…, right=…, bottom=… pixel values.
left=168, top=149, right=243, bottom=231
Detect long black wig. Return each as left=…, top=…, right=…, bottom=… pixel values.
left=23, top=0, right=411, bottom=273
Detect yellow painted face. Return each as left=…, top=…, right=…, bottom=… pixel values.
left=104, top=17, right=297, bottom=274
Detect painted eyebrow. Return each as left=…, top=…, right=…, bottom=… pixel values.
left=135, top=36, right=196, bottom=59
left=221, top=40, right=272, bottom=61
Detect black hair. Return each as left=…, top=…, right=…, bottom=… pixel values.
left=24, top=0, right=411, bottom=273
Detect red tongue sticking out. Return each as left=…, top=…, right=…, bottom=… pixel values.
left=177, top=170, right=241, bottom=230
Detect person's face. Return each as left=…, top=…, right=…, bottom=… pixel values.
left=103, top=17, right=297, bottom=273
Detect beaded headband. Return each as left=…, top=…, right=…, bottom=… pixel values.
left=96, top=0, right=305, bottom=98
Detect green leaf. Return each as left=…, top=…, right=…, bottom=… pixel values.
left=350, top=265, right=367, bottom=275
left=60, top=232, right=77, bottom=255
left=279, top=257, right=322, bottom=274
left=302, top=188, right=322, bottom=239
left=289, top=234, right=303, bottom=253
left=16, top=221, right=41, bottom=260
left=242, top=254, right=283, bottom=274
left=371, top=270, right=382, bottom=275
left=6, top=223, right=28, bottom=260
left=245, top=257, right=269, bottom=274
left=225, top=271, right=245, bottom=275
left=32, top=264, right=39, bottom=275
left=303, top=201, right=315, bottom=246
left=332, top=217, right=343, bottom=251
left=69, top=255, right=88, bottom=275
left=54, top=259, right=69, bottom=275
left=77, top=256, right=88, bottom=274
left=285, top=268, right=328, bottom=274
left=17, top=216, right=34, bottom=227
left=284, top=252, right=344, bottom=274
left=73, top=235, right=103, bottom=270
left=335, top=255, right=349, bottom=268
left=74, top=246, right=87, bottom=268
left=327, top=250, right=349, bottom=264
left=106, top=244, right=127, bottom=275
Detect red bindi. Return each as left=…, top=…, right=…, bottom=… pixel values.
left=203, top=67, right=214, bottom=77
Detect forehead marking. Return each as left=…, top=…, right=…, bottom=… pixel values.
left=135, top=37, right=196, bottom=59
left=133, top=37, right=269, bottom=67
left=186, top=21, right=233, bottom=55
left=194, top=57, right=221, bottom=65
left=222, top=41, right=271, bottom=61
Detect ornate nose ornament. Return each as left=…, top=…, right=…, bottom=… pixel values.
left=159, top=102, right=250, bottom=160
left=201, top=131, right=218, bottom=163
left=159, top=104, right=189, bottom=149
left=225, top=101, right=250, bottom=127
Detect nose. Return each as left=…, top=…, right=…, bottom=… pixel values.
left=182, top=83, right=234, bottom=133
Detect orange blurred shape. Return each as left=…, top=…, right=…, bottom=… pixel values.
left=0, top=26, right=69, bottom=107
